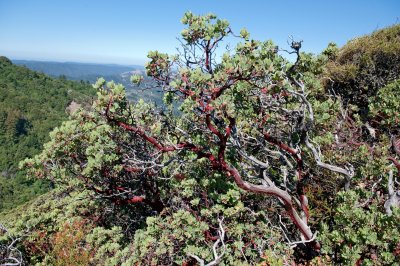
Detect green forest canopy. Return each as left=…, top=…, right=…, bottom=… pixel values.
left=0, top=56, right=95, bottom=210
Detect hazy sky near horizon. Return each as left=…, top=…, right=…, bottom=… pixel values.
left=0, top=0, right=399, bottom=65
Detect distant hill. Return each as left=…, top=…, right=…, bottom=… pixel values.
left=0, top=56, right=96, bottom=210
left=13, top=59, right=164, bottom=104
left=12, top=59, right=143, bottom=82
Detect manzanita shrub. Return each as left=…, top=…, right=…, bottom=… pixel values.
left=4, top=13, right=398, bottom=265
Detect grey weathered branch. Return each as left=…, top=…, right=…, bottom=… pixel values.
left=188, top=217, right=226, bottom=266
left=0, top=224, right=24, bottom=266
left=305, top=136, right=354, bottom=184
left=277, top=215, right=318, bottom=249
left=384, top=169, right=400, bottom=216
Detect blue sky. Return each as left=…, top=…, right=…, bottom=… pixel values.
left=0, top=0, right=399, bottom=65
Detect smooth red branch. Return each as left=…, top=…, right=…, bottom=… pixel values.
left=104, top=95, right=177, bottom=152
left=224, top=115, right=235, bottom=140
left=116, top=121, right=174, bottom=152
left=114, top=196, right=146, bottom=205
left=206, top=114, right=223, bottom=141
left=263, top=132, right=304, bottom=175
left=263, top=132, right=311, bottom=222
left=388, top=157, right=400, bottom=175
left=221, top=161, right=320, bottom=250
left=124, top=167, right=142, bottom=173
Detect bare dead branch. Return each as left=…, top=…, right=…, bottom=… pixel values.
left=384, top=168, right=400, bottom=216
left=188, top=217, right=226, bottom=266
left=305, top=135, right=354, bottom=180
left=0, top=224, right=24, bottom=266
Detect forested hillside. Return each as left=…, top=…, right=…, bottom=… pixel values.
left=13, top=60, right=164, bottom=105
left=0, top=57, right=95, bottom=210
left=1, top=14, right=399, bottom=265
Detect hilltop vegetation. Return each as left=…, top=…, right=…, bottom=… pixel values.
left=1, top=15, right=399, bottom=265
left=0, top=57, right=95, bottom=210
left=323, top=24, right=400, bottom=120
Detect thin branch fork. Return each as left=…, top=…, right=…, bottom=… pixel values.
left=262, top=131, right=311, bottom=222
left=0, top=224, right=24, bottom=266
left=278, top=215, right=318, bottom=249
left=262, top=132, right=303, bottom=176
left=188, top=217, right=226, bottom=266
left=221, top=162, right=320, bottom=250
left=305, top=136, right=354, bottom=179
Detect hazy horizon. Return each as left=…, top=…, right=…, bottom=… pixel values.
left=10, top=57, right=144, bottom=67
left=1, top=0, right=399, bottom=65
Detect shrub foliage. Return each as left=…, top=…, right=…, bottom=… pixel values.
left=1, top=14, right=399, bottom=265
